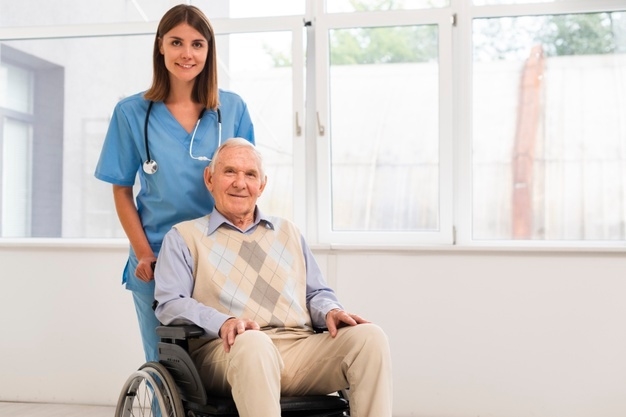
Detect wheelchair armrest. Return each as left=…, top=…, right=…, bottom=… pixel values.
left=156, top=324, right=205, bottom=341
left=157, top=323, right=326, bottom=341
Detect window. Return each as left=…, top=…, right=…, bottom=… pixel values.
left=0, top=46, right=63, bottom=237
left=0, top=0, right=172, bottom=26
left=471, top=11, right=626, bottom=241
left=2, top=118, right=32, bottom=236
left=0, top=0, right=624, bottom=247
left=328, top=25, right=440, bottom=233
left=474, top=0, right=578, bottom=5
left=314, top=7, right=454, bottom=245
left=0, top=62, right=34, bottom=237
left=327, top=0, right=450, bottom=12
left=0, top=5, right=304, bottom=238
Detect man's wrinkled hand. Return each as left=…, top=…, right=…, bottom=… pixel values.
left=219, top=318, right=261, bottom=352
left=325, top=309, right=370, bottom=337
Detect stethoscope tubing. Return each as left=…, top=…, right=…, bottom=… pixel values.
left=142, top=100, right=221, bottom=174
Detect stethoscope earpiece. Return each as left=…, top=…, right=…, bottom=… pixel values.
left=143, top=159, right=158, bottom=174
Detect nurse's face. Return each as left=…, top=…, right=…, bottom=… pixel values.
left=159, top=23, right=208, bottom=85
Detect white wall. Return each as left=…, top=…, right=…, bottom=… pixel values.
left=1, top=243, right=625, bottom=417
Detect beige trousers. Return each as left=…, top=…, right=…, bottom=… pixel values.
left=190, top=323, right=392, bottom=417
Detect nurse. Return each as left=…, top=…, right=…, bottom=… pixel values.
left=95, top=4, right=255, bottom=362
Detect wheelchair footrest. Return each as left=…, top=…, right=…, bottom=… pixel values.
left=281, top=395, right=349, bottom=413
left=186, top=394, right=349, bottom=417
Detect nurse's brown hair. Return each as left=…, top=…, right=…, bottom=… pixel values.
left=144, top=4, right=219, bottom=109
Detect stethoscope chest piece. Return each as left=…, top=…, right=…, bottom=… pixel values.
left=143, top=159, right=158, bottom=174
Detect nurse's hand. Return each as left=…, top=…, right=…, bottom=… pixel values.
left=136, top=256, right=157, bottom=282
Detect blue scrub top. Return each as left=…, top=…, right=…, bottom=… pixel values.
left=94, top=90, right=255, bottom=293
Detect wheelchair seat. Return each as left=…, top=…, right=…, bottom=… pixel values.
left=116, top=324, right=350, bottom=417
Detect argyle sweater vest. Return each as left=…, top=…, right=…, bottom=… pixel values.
left=174, top=215, right=313, bottom=334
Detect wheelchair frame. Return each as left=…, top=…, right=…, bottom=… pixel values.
left=115, top=325, right=351, bottom=417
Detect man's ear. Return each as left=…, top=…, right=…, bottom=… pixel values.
left=204, top=167, right=213, bottom=192
left=259, top=175, right=268, bottom=194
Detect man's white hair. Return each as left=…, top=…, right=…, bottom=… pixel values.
left=208, top=137, right=265, bottom=180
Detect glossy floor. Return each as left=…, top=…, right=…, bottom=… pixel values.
left=0, top=402, right=115, bottom=417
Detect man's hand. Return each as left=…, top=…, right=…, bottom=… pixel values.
left=325, top=309, right=370, bottom=337
left=219, top=318, right=261, bottom=352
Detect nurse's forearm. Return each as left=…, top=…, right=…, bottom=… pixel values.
left=112, top=185, right=154, bottom=261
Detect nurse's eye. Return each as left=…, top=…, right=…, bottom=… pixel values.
left=192, top=41, right=205, bottom=49
left=171, top=40, right=182, bottom=47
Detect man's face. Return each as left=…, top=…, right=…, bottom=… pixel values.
left=204, top=146, right=266, bottom=223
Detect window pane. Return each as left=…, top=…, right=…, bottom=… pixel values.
left=0, top=0, right=304, bottom=27
left=0, top=0, right=172, bottom=26
left=223, top=0, right=304, bottom=18
left=474, top=0, right=575, bottom=5
left=4, top=35, right=153, bottom=238
left=329, top=25, right=439, bottom=231
left=0, top=62, right=33, bottom=113
left=2, top=118, right=32, bottom=237
left=218, top=32, right=295, bottom=220
left=327, top=0, right=449, bottom=13
left=472, top=12, right=626, bottom=240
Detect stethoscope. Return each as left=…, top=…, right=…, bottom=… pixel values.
left=142, top=101, right=222, bottom=174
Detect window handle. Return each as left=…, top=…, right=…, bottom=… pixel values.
left=316, top=112, right=325, bottom=136
left=295, top=112, right=302, bottom=136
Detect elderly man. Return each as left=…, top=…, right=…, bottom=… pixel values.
left=154, top=138, right=392, bottom=417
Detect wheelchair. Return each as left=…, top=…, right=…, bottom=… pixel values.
left=115, top=324, right=351, bottom=417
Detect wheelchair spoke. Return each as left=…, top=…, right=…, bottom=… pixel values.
left=115, top=368, right=181, bottom=417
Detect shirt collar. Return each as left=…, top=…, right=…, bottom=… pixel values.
left=206, top=206, right=275, bottom=235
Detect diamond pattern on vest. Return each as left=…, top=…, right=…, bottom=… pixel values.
left=178, top=215, right=311, bottom=330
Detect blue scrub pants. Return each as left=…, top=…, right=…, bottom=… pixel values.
left=132, top=291, right=160, bottom=363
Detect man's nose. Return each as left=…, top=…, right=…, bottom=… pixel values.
left=232, top=173, right=245, bottom=187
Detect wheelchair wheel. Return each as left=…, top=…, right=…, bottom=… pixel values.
left=115, top=361, right=184, bottom=417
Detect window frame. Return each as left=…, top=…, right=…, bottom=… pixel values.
left=312, top=7, right=455, bottom=246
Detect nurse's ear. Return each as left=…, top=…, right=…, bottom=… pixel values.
left=158, top=37, right=164, bottom=54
